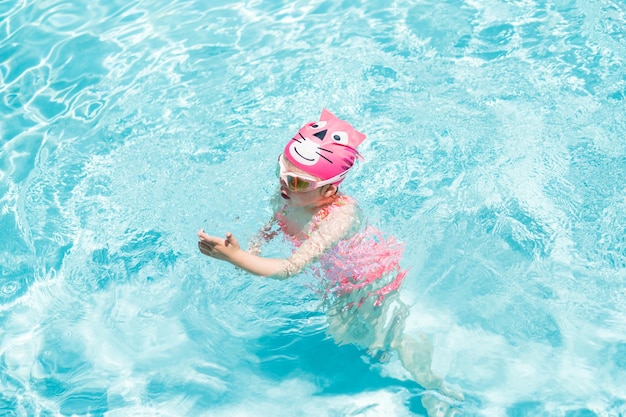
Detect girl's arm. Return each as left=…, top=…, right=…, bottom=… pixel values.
left=197, top=202, right=358, bottom=279
left=198, top=229, right=291, bottom=279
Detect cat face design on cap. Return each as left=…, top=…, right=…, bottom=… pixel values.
left=286, top=109, right=366, bottom=168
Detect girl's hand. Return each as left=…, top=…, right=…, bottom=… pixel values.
left=198, top=228, right=289, bottom=278
left=197, top=230, right=241, bottom=262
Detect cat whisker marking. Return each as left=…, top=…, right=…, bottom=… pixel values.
left=316, top=152, right=332, bottom=163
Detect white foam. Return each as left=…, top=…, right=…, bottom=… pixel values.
left=205, top=377, right=414, bottom=417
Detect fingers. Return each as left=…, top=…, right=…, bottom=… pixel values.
left=197, top=229, right=211, bottom=241
left=198, top=240, right=215, bottom=255
left=197, top=229, right=217, bottom=257
left=198, top=230, right=240, bottom=258
left=225, top=232, right=235, bottom=247
left=197, top=229, right=222, bottom=245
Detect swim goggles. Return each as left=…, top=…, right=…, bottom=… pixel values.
left=276, top=154, right=347, bottom=192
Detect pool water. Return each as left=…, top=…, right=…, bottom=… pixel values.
left=2, top=0, right=626, bottom=415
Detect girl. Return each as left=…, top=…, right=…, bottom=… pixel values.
left=198, top=109, right=461, bottom=413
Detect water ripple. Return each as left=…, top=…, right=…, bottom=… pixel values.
left=1, top=0, right=626, bottom=415
left=37, top=2, right=93, bottom=33
left=1, top=280, right=19, bottom=296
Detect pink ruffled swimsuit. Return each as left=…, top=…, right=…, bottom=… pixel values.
left=276, top=195, right=407, bottom=307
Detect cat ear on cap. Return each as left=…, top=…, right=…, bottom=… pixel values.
left=319, top=108, right=366, bottom=147
left=320, top=108, right=336, bottom=120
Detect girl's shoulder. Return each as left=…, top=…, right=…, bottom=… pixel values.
left=313, top=194, right=362, bottom=231
left=311, top=194, right=362, bottom=242
left=274, top=193, right=361, bottom=238
left=316, top=194, right=357, bottom=219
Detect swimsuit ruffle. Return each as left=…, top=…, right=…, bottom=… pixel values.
left=315, top=226, right=407, bottom=307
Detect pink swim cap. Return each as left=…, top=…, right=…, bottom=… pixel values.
left=283, top=109, right=366, bottom=184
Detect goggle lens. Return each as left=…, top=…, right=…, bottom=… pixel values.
left=286, top=175, right=314, bottom=192
left=276, top=154, right=346, bottom=192
left=276, top=160, right=317, bottom=192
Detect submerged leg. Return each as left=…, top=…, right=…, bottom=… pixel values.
left=420, top=392, right=461, bottom=417
left=325, top=290, right=463, bottom=408
left=391, top=332, right=464, bottom=402
left=391, top=333, right=444, bottom=390
left=390, top=328, right=463, bottom=417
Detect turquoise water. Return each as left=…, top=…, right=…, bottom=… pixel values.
left=1, top=0, right=626, bottom=415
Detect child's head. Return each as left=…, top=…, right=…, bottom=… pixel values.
left=282, top=109, right=365, bottom=187
left=277, top=154, right=340, bottom=205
